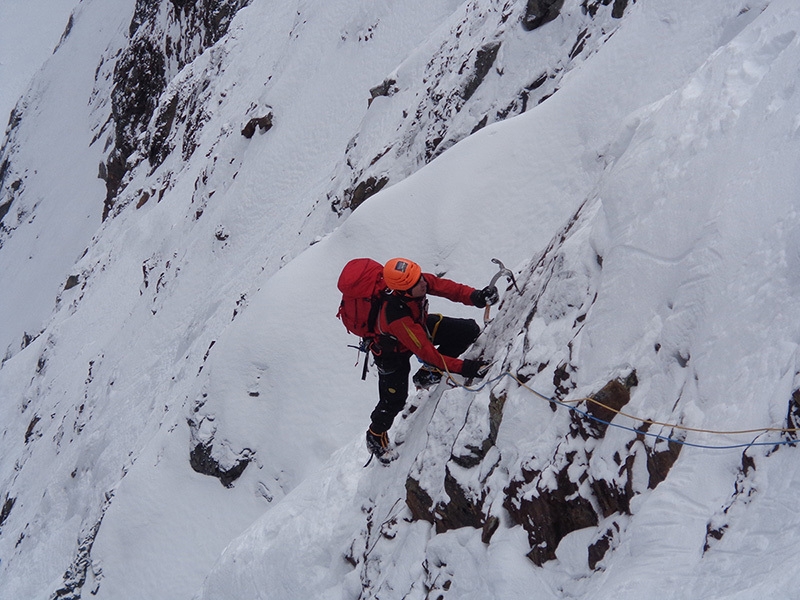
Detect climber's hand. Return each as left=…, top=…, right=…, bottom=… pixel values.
left=471, top=286, right=499, bottom=308
left=461, top=359, right=491, bottom=379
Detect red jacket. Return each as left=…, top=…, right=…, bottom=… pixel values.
left=376, top=273, right=476, bottom=374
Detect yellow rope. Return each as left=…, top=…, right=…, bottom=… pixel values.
left=435, top=358, right=800, bottom=437
left=506, top=372, right=800, bottom=436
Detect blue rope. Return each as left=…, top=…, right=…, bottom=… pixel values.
left=444, top=371, right=798, bottom=451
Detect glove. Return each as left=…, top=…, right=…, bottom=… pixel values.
left=461, top=359, right=490, bottom=379
left=470, top=285, right=500, bottom=308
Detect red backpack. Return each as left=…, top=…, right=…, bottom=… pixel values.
left=336, top=258, right=386, bottom=340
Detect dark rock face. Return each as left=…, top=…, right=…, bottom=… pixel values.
left=575, top=376, right=636, bottom=438
left=502, top=378, right=637, bottom=565
left=368, top=78, right=398, bottom=107
left=0, top=110, right=31, bottom=248
left=406, top=476, right=436, bottom=525
left=502, top=376, right=682, bottom=567
left=612, top=0, right=631, bottom=19
left=104, top=38, right=167, bottom=220
left=785, top=388, right=800, bottom=438
left=437, top=467, right=487, bottom=532
left=407, top=464, right=493, bottom=536
left=506, top=465, right=599, bottom=565
left=102, top=0, right=251, bottom=219
left=187, top=414, right=253, bottom=487
left=462, top=41, right=502, bottom=102
left=0, top=197, right=11, bottom=225
left=582, top=0, right=633, bottom=19
left=522, top=0, right=566, bottom=31
left=241, top=113, right=274, bottom=139
left=406, top=373, right=682, bottom=570
left=344, top=176, right=390, bottom=212
left=0, top=495, right=15, bottom=532
left=405, top=391, right=509, bottom=539
left=189, top=441, right=252, bottom=487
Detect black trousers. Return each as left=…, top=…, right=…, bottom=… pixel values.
left=369, top=315, right=480, bottom=434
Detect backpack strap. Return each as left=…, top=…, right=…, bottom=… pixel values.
left=366, top=292, right=384, bottom=336
left=358, top=293, right=388, bottom=381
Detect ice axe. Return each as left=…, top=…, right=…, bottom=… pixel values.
left=483, top=258, right=521, bottom=325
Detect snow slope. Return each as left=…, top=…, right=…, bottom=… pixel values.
left=196, top=1, right=800, bottom=599
left=0, top=0, right=129, bottom=357
left=1, top=0, right=800, bottom=599
left=0, top=0, right=80, bottom=124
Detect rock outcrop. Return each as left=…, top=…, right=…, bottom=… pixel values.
left=403, top=197, right=684, bottom=571
left=102, top=0, right=251, bottom=219
left=329, top=0, right=633, bottom=213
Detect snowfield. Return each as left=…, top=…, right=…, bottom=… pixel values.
left=2, top=0, right=800, bottom=599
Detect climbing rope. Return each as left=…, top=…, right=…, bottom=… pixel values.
left=434, top=366, right=800, bottom=451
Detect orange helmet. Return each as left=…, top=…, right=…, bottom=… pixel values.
left=383, top=258, right=422, bottom=291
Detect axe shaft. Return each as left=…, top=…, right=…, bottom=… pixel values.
left=483, top=258, right=520, bottom=325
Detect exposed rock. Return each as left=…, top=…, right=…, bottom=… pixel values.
left=51, top=494, right=111, bottom=599
left=784, top=388, right=800, bottom=439
left=101, top=152, right=129, bottom=222
left=646, top=435, right=682, bottom=489
left=0, top=199, right=11, bottom=225
left=470, top=114, right=489, bottom=134
left=575, top=375, right=636, bottom=438
left=187, top=411, right=253, bottom=487
left=581, top=0, right=612, bottom=18
left=553, top=361, right=577, bottom=399
left=148, top=93, right=179, bottom=165
left=582, top=0, right=632, bottom=19
left=432, top=467, right=486, bottom=533
left=504, top=458, right=599, bottom=565
left=25, top=415, right=41, bottom=444
left=588, top=524, right=617, bottom=570
left=405, top=475, right=436, bottom=525
left=404, top=390, right=506, bottom=538
left=105, top=37, right=167, bottom=215
left=189, top=442, right=252, bottom=488
left=703, top=450, right=758, bottom=553
left=1, top=153, right=27, bottom=243
left=451, top=391, right=507, bottom=468
left=522, top=0, right=565, bottom=31
left=329, top=1, right=632, bottom=217
left=570, top=28, right=590, bottom=59
left=241, top=112, right=274, bottom=138
left=482, top=515, right=501, bottom=544
left=591, top=461, right=634, bottom=518
left=368, top=78, right=398, bottom=106
left=703, top=522, right=728, bottom=552
left=136, top=190, right=151, bottom=209
left=501, top=374, right=682, bottom=568
left=344, top=175, right=389, bottom=211
left=612, top=0, right=631, bottom=19
left=103, top=0, right=251, bottom=219
left=0, top=495, right=14, bottom=532
left=64, top=275, right=81, bottom=291
left=462, top=41, right=502, bottom=102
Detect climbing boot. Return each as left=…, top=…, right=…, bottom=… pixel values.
left=412, top=367, right=442, bottom=390
left=366, top=428, right=397, bottom=464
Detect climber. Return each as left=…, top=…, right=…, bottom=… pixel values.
left=366, top=257, right=497, bottom=463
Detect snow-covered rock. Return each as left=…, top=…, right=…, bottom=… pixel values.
left=2, top=0, right=800, bottom=598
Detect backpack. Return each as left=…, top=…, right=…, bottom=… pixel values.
left=336, top=258, right=386, bottom=340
